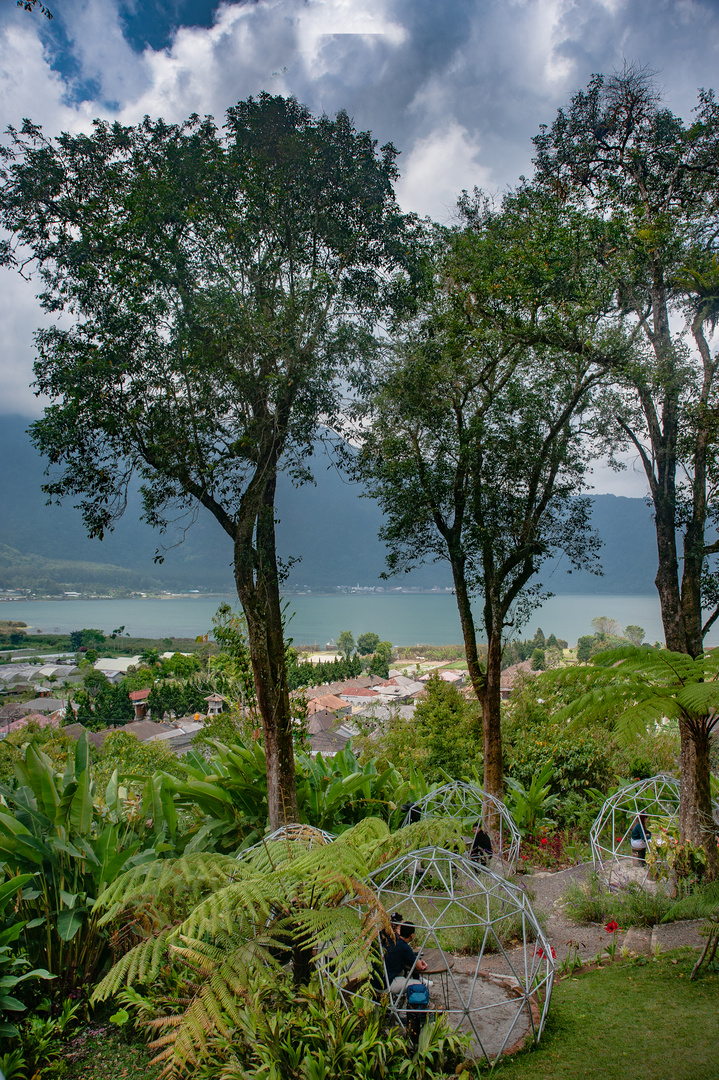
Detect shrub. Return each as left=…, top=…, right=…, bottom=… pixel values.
left=355, top=675, right=482, bottom=782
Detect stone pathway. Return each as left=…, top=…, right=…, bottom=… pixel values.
left=511, top=864, right=706, bottom=964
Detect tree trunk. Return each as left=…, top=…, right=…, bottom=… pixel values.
left=686, top=721, right=718, bottom=882
left=480, top=630, right=504, bottom=804
left=449, top=553, right=485, bottom=709
left=234, top=473, right=297, bottom=831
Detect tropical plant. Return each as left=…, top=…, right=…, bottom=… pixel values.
left=553, top=646, right=719, bottom=878
left=0, top=875, right=54, bottom=1037
left=169, top=736, right=432, bottom=852
left=198, top=980, right=471, bottom=1080
left=504, top=763, right=559, bottom=836
left=91, top=814, right=466, bottom=1076
left=0, top=734, right=177, bottom=988
left=295, top=745, right=405, bottom=832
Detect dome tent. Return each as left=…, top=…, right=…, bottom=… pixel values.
left=320, top=846, right=553, bottom=1063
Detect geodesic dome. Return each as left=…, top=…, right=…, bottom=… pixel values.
left=404, top=781, right=521, bottom=870
left=590, top=774, right=719, bottom=887
left=237, top=823, right=336, bottom=864
left=320, top=846, right=553, bottom=1063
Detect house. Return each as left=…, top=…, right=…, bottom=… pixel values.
left=306, top=707, right=353, bottom=757
left=128, top=687, right=151, bottom=720
left=339, top=686, right=379, bottom=707
left=95, top=656, right=141, bottom=673
left=306, top=694, right=352, bottom=717
left=499, top=660, right=535, bottom=700
left=418, top=669, right=466, bottom=686
left=87, top=719, right=172, bottom=750
left=6, top=713, right=59, bottom=735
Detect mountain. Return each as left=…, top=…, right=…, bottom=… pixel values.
left=0, top=414, right=657, bottom=594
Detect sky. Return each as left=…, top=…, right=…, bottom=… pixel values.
left=2, top=0, right=719, bottom=496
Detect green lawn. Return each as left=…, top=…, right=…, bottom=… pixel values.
left=490, top=949, right=719, bottom=1080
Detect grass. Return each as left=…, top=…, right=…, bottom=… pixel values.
left=563, top=873, right=675, bottom=927
left=488, top=949, right=719, bottom=1079
left=664, top=878, right=719, bottom=922
left=60, top=1025, right=162, bottom=1080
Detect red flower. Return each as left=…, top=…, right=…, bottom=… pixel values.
left=605, top=920, right=619, bottom=933
left=540, top=838, right=548, bottom=846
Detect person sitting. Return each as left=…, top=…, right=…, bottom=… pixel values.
left=384, top=922, right=428, bottom=995
left=470, top=823, right=493, bottom=866
left=630, top=813, right=651, bottom=863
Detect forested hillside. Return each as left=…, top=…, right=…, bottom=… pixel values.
left=0, top=415, right=656, bottom=593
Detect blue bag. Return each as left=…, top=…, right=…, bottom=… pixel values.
left=406, top=982, right=430, bottom=1008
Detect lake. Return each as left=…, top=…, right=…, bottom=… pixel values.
left=0, top=593, right=701, bottom=648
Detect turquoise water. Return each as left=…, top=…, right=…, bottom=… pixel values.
left=0, top=593, right=696, bottom=648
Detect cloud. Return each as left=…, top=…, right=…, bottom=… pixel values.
left=396, top=121, right=492, bottom=221
left=3, top=0, right=719, bottom=423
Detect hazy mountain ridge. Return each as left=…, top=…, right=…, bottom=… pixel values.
left=0, top=415, right=657, bottom=594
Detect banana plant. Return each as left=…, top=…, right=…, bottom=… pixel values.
left=294, top=746, right=404, bottom=831
left=0, top=734, right=176, bottom=990
left=0, top=874, right=54, bottom=1037
left=166, top=739, right=270, bottom=853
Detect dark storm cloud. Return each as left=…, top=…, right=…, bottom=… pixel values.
left=3, top=0, right=719, bottom=419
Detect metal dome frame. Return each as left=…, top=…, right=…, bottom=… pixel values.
left=237, top=822, right=336, bottom=863
left=590, top=773, right=719, bottom=887
left=404, top=781, right=521, bottom=870
left=319, top=846, right=553, bottom=1063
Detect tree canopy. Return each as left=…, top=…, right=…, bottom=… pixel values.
left=0, top=95, right=414, bottom=828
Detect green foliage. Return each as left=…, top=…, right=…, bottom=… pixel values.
left=368, top=652, right=390, bottom=678
left=505, top=764, right=559, bottom=836
left=563, top=873, right=673, bottom=928
left=91, top=814, right=472, bottom=1076
left=286, top=652, right=362, bottom=691
left=93, top=730, right=186, bottom=787
left=197, top=982, right=471, bottom=1080
left=531, top=647, right=546, bottom=671
left=167, top=737, right=418, bottom=851
left=502, top=679, right=626, bottom=827
left=70, top=629, right=105, bottom=650
left=0, top=726, right=80, bottom=789
left=554, top=646, right=719, bottom=741
left=0, top=734, right=177, bottom=988
left=665, top=879, right=719, bottom=923
left=356, top=632, right=380, bottom=656
left=208, top=605, right=256, bottom=712
left=0, top=875, right=54, bottom=1038
left=295, top=745, right=406, bottom=831
left=336, top=630, right=355, bottom=658
left=355, top=674, right=481, bottom=782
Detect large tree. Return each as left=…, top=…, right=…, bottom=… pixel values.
left=531, top=67, right=719, bottom=847
left=356, top=219, right=609, bottom=799
left=0, top=96, right=412, bottom=828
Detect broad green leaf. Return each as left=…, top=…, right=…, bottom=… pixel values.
left=57, top=907, right=85, bottom=941
left=0, top=873, right=34, bottom=913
